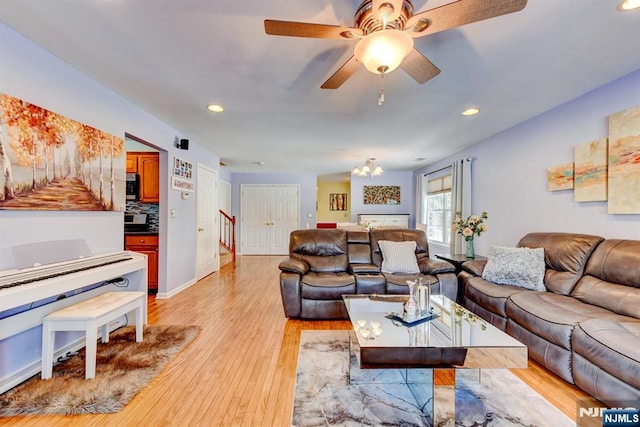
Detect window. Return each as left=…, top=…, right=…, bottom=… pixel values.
left=426, top=175, right=452, bottom=244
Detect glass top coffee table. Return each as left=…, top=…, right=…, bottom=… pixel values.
left=342, top=294, right=527, bottom=425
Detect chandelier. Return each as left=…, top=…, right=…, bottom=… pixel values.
left=352, top=157, right=383, bottom=178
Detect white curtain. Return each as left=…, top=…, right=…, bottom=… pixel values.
left=415, top=173, right=428, bottom=230
left=449, top=158, right=473, bottom=253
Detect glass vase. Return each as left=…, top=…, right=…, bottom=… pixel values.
left=404, top=280, right=418, bottom=316
left=465, top=238, right=475, bottom=258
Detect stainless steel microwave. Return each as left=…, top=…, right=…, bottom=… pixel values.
left=126, top=173, right=139, bottom=200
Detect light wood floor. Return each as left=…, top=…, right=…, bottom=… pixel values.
left=0, top=255, right=590, bottom=426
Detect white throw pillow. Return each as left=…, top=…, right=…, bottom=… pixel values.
left=482, top=246, right=546, bottom=291
left=378, top=240, right=420, bottom=274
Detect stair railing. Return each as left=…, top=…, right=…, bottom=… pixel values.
left=219, top=209, right=236, bottom=263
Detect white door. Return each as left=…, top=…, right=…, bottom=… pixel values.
left=196, top=164, right=219, bottom=280
left=241, top=184, right=299, bottom=255
left=271, top=186, right=300, bottom=254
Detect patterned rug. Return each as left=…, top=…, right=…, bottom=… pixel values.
left=292, top=330, right=574, bottom=427
left=0, top=324, right=200, bottom=416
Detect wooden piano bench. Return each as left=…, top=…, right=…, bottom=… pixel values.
left=41, top=291, right=145, bottom=380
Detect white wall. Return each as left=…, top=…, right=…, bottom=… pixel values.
left=350, top=171, right=415, bottom=225
left=416, top=69, right=640, bottom=256
left=0, top=23, right=219, bottom=379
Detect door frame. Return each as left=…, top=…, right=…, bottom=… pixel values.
left=196, top=163, right=219, bottom=280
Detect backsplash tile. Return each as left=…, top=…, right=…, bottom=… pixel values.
left=126, top=201, right=159, bottom=232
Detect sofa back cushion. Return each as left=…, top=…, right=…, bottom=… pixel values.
left=517, top=232, right=604, bottom=295
left=347, top=231, right=373, bottom=264
left=289, top=229, right=349, bottom=273
left=571, top=239, right=640, bottom=319
left=370, top=229, right=429, bottom=268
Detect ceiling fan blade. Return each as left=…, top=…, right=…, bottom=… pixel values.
left=405, top=0, right=527, bottom=38
left=321, top=56, right=361, bottom=89
left=264, top=20, right=362, bottom=39
left=400, top=49, right=441, bottom=84
left=372, top=0, right=405, bottom=22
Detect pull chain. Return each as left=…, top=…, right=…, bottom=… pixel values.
left=378, top=72, right=385, bottom=106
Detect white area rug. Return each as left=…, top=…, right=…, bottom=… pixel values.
left=292, top=330, right=574, bottom=427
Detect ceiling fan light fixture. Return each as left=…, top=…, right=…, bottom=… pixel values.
left=618, top=0, right=640, bottom=10
left=354, top=29, right=414, bottom=74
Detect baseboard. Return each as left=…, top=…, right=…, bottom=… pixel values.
left=0, top=317, right=127, bottom=395
left=156, top=279, right=197, bottom=300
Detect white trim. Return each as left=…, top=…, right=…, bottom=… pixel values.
left=155, top=278, right=197, bottom=299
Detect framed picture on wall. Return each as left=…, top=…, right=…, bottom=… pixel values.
left=363, top=186, right=400, bottom=205
left=330, top=193, right=347, bottom=211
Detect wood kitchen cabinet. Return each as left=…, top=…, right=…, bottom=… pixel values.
left=125, top=234, right=158, bottom=293
left=138, top=154, right=159, bottom=203
left=126, top=156, right=138, bottom=173
left=126, top=152, right=159, bottom=203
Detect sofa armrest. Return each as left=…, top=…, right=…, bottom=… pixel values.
left=278, top=258, right=309, bottom=275
left=419, top=258, right=455, bottom=275
left=280, top=272, right=302, bottom=318
left=462, top=259, right=487, bottom=276
left=349, top=263, right=381, bottom=275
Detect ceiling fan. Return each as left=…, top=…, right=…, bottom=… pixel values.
left=265, top=0, right=527, bottom=89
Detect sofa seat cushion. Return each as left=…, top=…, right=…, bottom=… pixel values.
left=383, top=272, right=438, bottom=287
left=300, top=272, right=356, bottom=300
left=572, top=318, right=640, bottom=390
left=464, top=276, right=527, bottom=318
left=506, top=292, right=619, bottom=350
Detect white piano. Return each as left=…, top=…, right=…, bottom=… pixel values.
left=0, top=241, right=147, bottom=393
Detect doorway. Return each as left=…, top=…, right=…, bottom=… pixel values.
left=124, top=133, right=164, bottom=293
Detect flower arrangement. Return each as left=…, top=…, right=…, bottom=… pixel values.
left=452, top=211, right=488, bottom=241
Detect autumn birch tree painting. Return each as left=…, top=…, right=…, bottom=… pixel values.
left=0, top=93, right=125, bottom=211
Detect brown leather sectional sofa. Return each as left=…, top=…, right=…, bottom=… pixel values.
left=278, top=228, right=457, bottom=319
left=459, top=232, right=640, bottom=406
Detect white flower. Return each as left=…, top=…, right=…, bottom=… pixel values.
left=452, top=211, right=489, bottom=239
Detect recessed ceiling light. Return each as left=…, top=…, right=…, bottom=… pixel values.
left=462, top=108, right=480, bottom=116
left=618, top=0, right=640, bottom=11
left=207, top=104, right=224, bottom=113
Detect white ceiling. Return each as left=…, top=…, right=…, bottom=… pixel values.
left=1, top=1, right=639, bottom=178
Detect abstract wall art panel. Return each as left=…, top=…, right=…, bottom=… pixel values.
left=574, top=139, right=608, bottom=202
left=329, top=193, right=347, bottom=211
left=0, top=93, right=125, bottom=211
left=363, top=185, right=400, bottom=205
left=608, top=105, right=640, bottom=214
left=547, top=163, right=574, bottom=192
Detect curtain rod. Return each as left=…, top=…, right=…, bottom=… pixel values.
left=423, top=158, right=473, bottom=176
